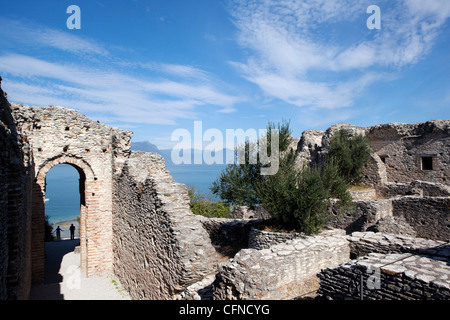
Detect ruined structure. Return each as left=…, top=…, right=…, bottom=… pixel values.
left=0, top=81, right=220, bottom=299
left=0, top=76, right=448, bottom=300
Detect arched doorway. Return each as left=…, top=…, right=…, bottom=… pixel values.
left=31, top=156, right=96, bottom=283
left=43, top=164, right=81, bottom=284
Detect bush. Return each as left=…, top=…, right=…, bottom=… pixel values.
left=44, top=215, right=55, bottom=242
left=328, top=129, right=372, bottom=184
left=210, top=122, right=368, bottom=235
left=188, top=186, right=230, bottom=218
left=210, top=120, right=293, bottom=209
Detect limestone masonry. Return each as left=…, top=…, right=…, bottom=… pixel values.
left=0, top=78, right=448, bottom=300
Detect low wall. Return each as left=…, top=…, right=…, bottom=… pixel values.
left=347, top=231, right=448, bottom=258
left=317, top=251, right=450, bottom=300
left=329, top=199, right=392, bottom=233
left=385, top=181, right=450, bottom=198
left=213, top=229, right=350, bottom=300
left=247, top=227, right=304, bottom=250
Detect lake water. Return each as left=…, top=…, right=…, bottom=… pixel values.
left=45, top=163, right=226, bottom=225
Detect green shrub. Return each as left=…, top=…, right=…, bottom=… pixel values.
left=44, top=215, right=55, bottom=242
left=328, top=129, right=372, bottom=184
left=210, top=122, right=369, bottom=235
left=210, top=120, right=293, bottom=209
left=188, top=186, right=230, bottom=218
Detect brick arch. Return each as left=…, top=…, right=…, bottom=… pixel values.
left=36, top=155, right=96, bottom=184
left=31, top=155, right=106, bottom=282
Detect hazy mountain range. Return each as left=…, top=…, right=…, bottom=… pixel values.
left=131, top=141, right=234, bottom=166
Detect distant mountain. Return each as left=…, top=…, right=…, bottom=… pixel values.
left=131, top=141, right=235, bottom=166
left=130, top=141, right=160, bottom=153
left=131, top=141, right=173, bottom=164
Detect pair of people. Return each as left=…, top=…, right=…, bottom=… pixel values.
left=55, top=224, right=76, bottom=240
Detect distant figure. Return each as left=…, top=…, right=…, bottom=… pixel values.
left=69, top=224, right=76, bottom=240
left=55, top=226, right=63, bottom=241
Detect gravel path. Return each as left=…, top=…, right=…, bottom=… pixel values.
left=30, top=239, right=131, bottom=300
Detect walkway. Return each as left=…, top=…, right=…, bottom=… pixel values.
left=29, top=239, right=130, bottom=300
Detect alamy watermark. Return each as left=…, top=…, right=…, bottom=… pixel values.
left=67, top=5, right=81, bottom=30
left=367, top=5, right=381, bottom=30
left=171, top=121, right=279, bottom=175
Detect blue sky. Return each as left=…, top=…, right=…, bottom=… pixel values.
left=0, top=0, right=449, bottom=149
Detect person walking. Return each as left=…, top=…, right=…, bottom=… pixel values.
left=69, top=224, right=76, bottom=240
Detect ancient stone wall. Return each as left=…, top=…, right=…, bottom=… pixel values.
left=318, top=232, right=450, bottom=300
left=346, top=231, right=447, bottom=258
left=366, top=120, right=450, bottom=185
left=295, top=120, right=450, bottom=189
left=200, top=218, right=256, bottom=258
left=112, top=151, right=220, bottom=299
left=317, top=251, right=450, bottom=300
left=247, top=227, right=304, bottom=250
left=213, top=229, right=350, bottom=300
left=11, top=103, right=133, bottom=280
left=391, top=197, right=450, bottom=241
left=0, top=84, right=33, bottom=299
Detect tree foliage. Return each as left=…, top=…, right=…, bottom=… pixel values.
left=210, top=122, right=371, bottom=235
left=327, top=128, right=372, bottom=184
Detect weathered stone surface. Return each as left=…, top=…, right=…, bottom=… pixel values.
left=200, top=217, right=257, bottom=258
left=213, top=229, right=350, bottom=300
left=318, top=250, right=450, bottom=300
left=347, top=231, right=448, bottom=258
left=391, top=196, right=450, bottom=241
left=0, top=81, right=33, bottom=300
left=247, top=226, right=305, bottom=250
left=328, top=199, right=393, bottom=233
left=113, top=151, right=220, bottom=299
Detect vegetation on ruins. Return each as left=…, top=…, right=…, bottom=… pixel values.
left=327, top=128, right=372, bottom=185
left=44, top=215, right=55, bottom=241
left=210, top=121, right=371, bottom=235
left=188, top=186, right=230, bottom=218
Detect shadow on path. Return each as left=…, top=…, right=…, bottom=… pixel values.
left=30, top=239, right=79, bottom=300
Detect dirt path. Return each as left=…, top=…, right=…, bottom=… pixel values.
left=29, top=239, right=130, bottom=300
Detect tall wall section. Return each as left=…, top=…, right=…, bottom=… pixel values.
left=11, top=103, right=133, bottom=279
left=0, top=82, right=33, bottom=299
left=113, top=151, right=220, bottom=299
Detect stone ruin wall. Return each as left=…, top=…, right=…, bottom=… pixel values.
left=0, top=84, right=222, bottom=299
left=0, top=84, right=34, bottom=300
left=113, top=151, right=220, bottom=299
left=295, top=120, right=450, bottom=190
left=11, top=102, right=133, bottom=280
left=1, top=74, right=449, bottom=301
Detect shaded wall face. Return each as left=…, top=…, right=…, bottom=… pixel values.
left=0, top=89, right=33, bottom=300
left=112, top=152, right=220, bottom=299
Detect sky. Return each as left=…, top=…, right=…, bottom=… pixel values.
left=0, top=0, right=449, bottom=150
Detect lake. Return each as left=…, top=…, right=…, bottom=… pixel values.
left=45, top=163, right=226, bottom=225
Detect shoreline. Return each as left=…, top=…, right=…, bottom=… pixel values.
left=52, top=219, right=80, bottom=239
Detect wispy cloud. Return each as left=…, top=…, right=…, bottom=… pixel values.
left=0, top=53, right=241, bottom=124
left=0, top=17, right=242, bottom=125
left=228, top=0, right=450, bottom=111
left=0, top=17, right=108, bottom=55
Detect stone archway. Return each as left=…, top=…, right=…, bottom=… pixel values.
left=31, top=155, right=111, bottom=283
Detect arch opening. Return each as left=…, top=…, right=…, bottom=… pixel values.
left=31, top=157, right=93, bottom=284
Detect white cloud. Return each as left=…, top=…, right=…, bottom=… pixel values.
left=228, top=0, right=450, bottom=110
left=0, top=17, right=108, bottom=55
left=0, top=54, right=241, bottom=124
